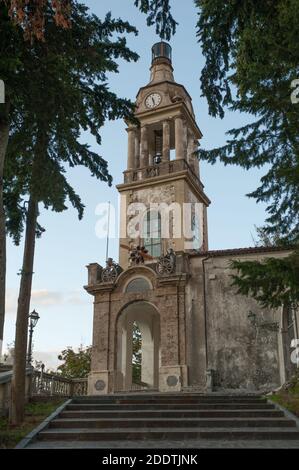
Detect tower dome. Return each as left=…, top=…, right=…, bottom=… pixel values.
left=150, top=42, right=174, bottom=83
left=151, top=41, right=172, bottom=64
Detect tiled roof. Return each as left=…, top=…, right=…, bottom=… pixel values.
left=190, top=246, right=293, bottom=258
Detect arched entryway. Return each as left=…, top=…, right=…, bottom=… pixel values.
left=115, top=301, right=160, bottom=392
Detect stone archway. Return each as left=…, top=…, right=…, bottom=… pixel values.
left=115, top=301, right=160, bottom=392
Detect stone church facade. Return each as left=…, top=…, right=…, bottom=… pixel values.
left=85, top=43, right=298, bottom=395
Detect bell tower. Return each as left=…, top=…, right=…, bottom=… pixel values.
left=117, top=42, right=210, bottom=268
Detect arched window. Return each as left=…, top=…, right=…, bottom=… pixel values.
left=142, top=210, right=161, bottom=257
left=126, top=277, right=151, bottom=293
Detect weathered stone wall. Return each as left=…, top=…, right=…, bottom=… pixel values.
left=189, top=251, right=292, bottom=392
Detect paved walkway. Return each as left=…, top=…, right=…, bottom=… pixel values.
left=26, top=439, right=299, bottom=449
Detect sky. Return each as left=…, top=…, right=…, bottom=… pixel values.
left=3, top=0, right=268, bottom=370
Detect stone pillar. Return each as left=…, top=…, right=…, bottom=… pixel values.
left=124, top=319, right=133, bottom=390
left=134, top=129, right=140, bottom=168
left=182, top=120, right=188, bottom=160
left=175, top=115, right=184, bottom=160
left=192, top=139, right=200, bottom=178
left=139, top=319, right=154, bottom=387
left=148, top=136, right=155, bottom=166
left=140, top=125, right=149, bottom=167
left=187, top=130, right=193, bottom=165
left=162, top=120, right=170, bottom=162
left=88, top=299, right=111, bottom=395
left=127, top=127, right=135, bottom=170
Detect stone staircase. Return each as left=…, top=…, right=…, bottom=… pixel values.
left=25, top=393, right=299, bottom=448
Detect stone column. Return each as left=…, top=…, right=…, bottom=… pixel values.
left=87, top=299, right=111, bottom=395
left=162, top=120, right=170, bottom=162
left=174, top=115, right=184, bottom=160
left=140, top=125, right=149, bottom=167
left=182, top=120, right=188, bottom=160
left=149, top=137, right=155, bottom=166
left=127, top=127, right=135, bottom=170
left=187, top=129, right=193, bottom=165
left=134, top=129, right=140, bottom=168
left=124, top=319, right=133, bottom=390
left=192, top=139, right=200, bottom=178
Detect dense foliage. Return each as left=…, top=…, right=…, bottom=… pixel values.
left=57, top=345, right=91, bottom=378
left=194, top=0, right=299, bottom=307
left=1, top=0, right=71, bottom=40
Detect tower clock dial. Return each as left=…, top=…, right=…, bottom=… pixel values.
left=145, top=93, right=161, bottom=109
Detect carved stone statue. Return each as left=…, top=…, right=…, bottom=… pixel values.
left=101, top=258, right=121, bottom=283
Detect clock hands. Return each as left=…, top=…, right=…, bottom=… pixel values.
left=145, top=93, right=160, bottom=108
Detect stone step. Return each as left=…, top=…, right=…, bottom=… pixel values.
left=61, top=409, right=284, bottom=419
left=73, top=396, right=267, bottom=405
left=50, top=417, right=295, bottom=429
left=25, top=394, right=299, bottom=448
left=38, top=427, right=299, bottom=441
left=67, top=402, right=275, bottom=411
left=74, top=392, right=261, bottom=398
left=26, top=439, right=299, bottom=449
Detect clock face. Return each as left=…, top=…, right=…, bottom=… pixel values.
left=145, top=93, right=162, bottom=109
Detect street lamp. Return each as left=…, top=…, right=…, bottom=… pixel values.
left=27, top=309, right=40, bottom=366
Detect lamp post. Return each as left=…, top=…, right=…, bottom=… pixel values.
left=27, top=309, right=40, bottom=366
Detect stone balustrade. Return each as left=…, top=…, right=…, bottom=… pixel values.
left=0, top=367, right=87, bottom=416
left=123, top=158, right=204, bottom=191
left=31, top=370, right=87, bottom=397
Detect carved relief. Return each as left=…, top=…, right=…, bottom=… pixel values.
left=156, top=248, right=176, bottom=276
left=132, top=184, right=175, bottom=205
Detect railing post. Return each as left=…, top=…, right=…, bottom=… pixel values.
left=29, top=367, right=35, bottom=398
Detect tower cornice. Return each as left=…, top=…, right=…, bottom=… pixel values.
left=116, top=169, right=211, bottom=206
left=136, top=80, right=193, bottom=103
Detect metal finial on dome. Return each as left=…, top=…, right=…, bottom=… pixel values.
left=151, top=41, right=172, bottom=64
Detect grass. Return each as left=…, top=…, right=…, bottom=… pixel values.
left=0, top=400, right=64, bottom=449
left=268, top=375, right=299, bottom=418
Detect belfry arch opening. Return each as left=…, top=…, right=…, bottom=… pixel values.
left=115, top=301, right=160, bottom=391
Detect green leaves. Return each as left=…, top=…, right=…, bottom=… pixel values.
left=57, top=345, right=91, bottom=379
left=231, top=250, right=299, bottom=308
left=195, top=0, right=299, bottom=307
left=196, top=0, right=299, bottom=245
left=3, top=2, right=139, bottom=243
left=134, top=0, right=177, bottom=40
left=132, top=321, right=142, bottom=384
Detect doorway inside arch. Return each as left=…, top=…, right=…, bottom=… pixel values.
left=115, top=301, right=160, bottom=392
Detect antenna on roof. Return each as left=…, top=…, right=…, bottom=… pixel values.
left=105, top=201, right=111, bottom=262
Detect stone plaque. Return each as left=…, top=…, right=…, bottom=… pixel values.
left=94, top=379, right=106, bottom=391
left=167, top=375, right=178, bottom=387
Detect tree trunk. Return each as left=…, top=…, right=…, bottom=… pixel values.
left=10, top=196, right=38, bottom=425
left=0, top=103, right=10, bottom=361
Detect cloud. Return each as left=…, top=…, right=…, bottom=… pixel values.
left=5, top=289, right=17, bottom=314
left=5, top=288, right=89, bottom=314
left=65, top=291, right=89, bottom=305
left=31, top=289, right=63, bottom=306
left=32, top=350, right=61, bottom=371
